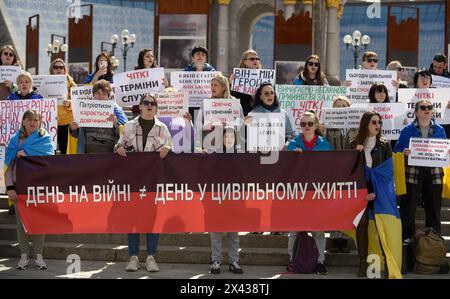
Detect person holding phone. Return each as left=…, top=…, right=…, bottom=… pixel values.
left=83, top=52, right=114, bottom=85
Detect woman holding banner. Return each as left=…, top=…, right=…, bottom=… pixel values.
left=352, top=111, right=402, bottom=278
left=394, top=99, right=447, bottom=244
left=287, top=110, right=332, bottom=275
left=0, top=44, right=21, bottom=101
left=49, top=58, right=77, bottom=154
left=250, top=83, right=293, bottom=141
left=131, top=48, right=169, bottom=118
left=83, top=52, right=114, bottom=85
left=5, top=110, right=54, bottom=270
left=230, top=49, right=263, bottom=116
left=114, top=94, right=172, bottom=272
left=293, top=55, right=328, bottom=86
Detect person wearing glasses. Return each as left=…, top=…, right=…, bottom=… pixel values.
left=293, top=55, right=329, bottom=86
left=351, top=111, right=393, bottom=277
left=49, top=58, right=77, bottom=154
left=230, top=50, right=263, bottom=116
left=386, top=61, right=408, bottom=103
left=287, top=110, right=332, bottom=275
left=394, top=99, right=447, bottom=242
left=114, top=94, right=172, bottom=273
left=0, top=45, right=21, bottom=101
left=70, top=80, right=127, bottom=154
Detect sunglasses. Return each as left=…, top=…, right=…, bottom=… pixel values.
left=371, top=120, right=382, bottom=125
left=300, top=121, right=315, bottom=127
left=307, top=61, right=320, bottom=67
left=246, top=57, right=260, bottom=61
left=142, top=100, right=157, bottom=107
left=2, top=52, right=14, bottom=57
left=397, top=67, right=405, bottom=72
left=366, top=58, right=378, bottom=63
left=53, top=65, right=65, bottom=70
left=418, top=105, right=433, bottom=111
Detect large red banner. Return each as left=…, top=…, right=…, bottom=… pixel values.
left=16, top=151, right=368, bottom=234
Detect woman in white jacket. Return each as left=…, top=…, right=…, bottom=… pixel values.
left=115, top=94, right=172, bottom=272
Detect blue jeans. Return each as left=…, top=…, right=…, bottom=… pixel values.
left=127, top=233, right=159, bottom=256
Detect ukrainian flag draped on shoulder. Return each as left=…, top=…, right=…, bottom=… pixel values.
left=366, top=157, right=402, bottom=279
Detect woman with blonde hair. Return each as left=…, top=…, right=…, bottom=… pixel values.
left=49, top=58, right=77, bottom=154
left=231, top=49, right=263, bottom=116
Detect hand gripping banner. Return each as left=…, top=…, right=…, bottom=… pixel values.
left=16, top=151, right=368, bottom=234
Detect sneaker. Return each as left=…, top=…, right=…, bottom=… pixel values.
left=34, top=254, right=47, bottom=270
left=316, top=262, right=328, bottom=275
left=125, top=256, right=140, bottom=272
left=145, top=255, right=159, bottom=272
left=17, top=253, right=29, bottom=270
left=210, top=260, right=221, bottom=274
left=229, top=261, right=244, bottom=274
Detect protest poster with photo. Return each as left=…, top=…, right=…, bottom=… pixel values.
left=0, top=65, right=21, bottom=84
left=32, top=75, right=68, bottom=104
left=345, top=69, right=397, bottom=103
left=154, top=92, right=189, bottom=118
left=114, top=68, right=165, bottom=107
left=202, top=98, right=241, bottom=126
left=231, top=68, right=276, bottom=95
left=408, top=138, right=450, bottom=168
left=275, top=61, right=304, bottom=85
left=276, top=84, right=347, bottom=134
left=0, top=99, right=58, bottom=147
left=0, top=146, right=5, bottom=194
left=398, top=88, right=450, bottom=124
left=247, top=112, right=285, bottom=152
left=432, top=75, right=450, bottom=88
left=72, top=99, right=115, bottom=128
left=171, top=71, right=221, bottom=108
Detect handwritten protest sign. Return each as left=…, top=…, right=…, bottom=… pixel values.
left=70, top=85, right=115, bottom=102
left=398, top=88, right=450, bottom=125
left=0, top=65, right=21, bottom=84
left=0, top=99, right=58, bottom=147
left=432, top=75, right=450, bottom=88
left=33, top=75, right=68, bottom=104
left=171, top=71, right=221, bottom=108
left=247, top=112, right=285, bottom=152
left=0, top=146, right=5, bottom=193
left=72, top=99, right=115, bottom=128
left=345, top=69, right=397, bottom=103
left=322, top=107, right=372, bottom=129
left=231, top=68, right=276, bottom=95
left=408, top=138, right=450, bottom=168
left=114, top=68, right=165, bottom=107
left=277, top=85, right=346, bottom=134
left=203, top=99, right=241, bottom=126
left=154, top=92, right=189, bottom=118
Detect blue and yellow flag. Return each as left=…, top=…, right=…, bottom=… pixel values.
left=366, top=157, right=402, bottom=279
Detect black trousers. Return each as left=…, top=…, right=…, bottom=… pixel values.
left=57, top=124, right=69, bottom=154
left=401, top=176, right=442, bottom=240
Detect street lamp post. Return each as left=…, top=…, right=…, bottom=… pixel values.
left=101, top=41, right=115, bottom=56
left=46, top=34, right=68, bottom=61
left=110, top=29, right=136, bottom=72
left=343, top=31, right=371, bottom=69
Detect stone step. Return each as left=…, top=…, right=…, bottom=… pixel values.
left=0, top=240, right=358, bottom=267
left=0, top=199, right=9, bottom=210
